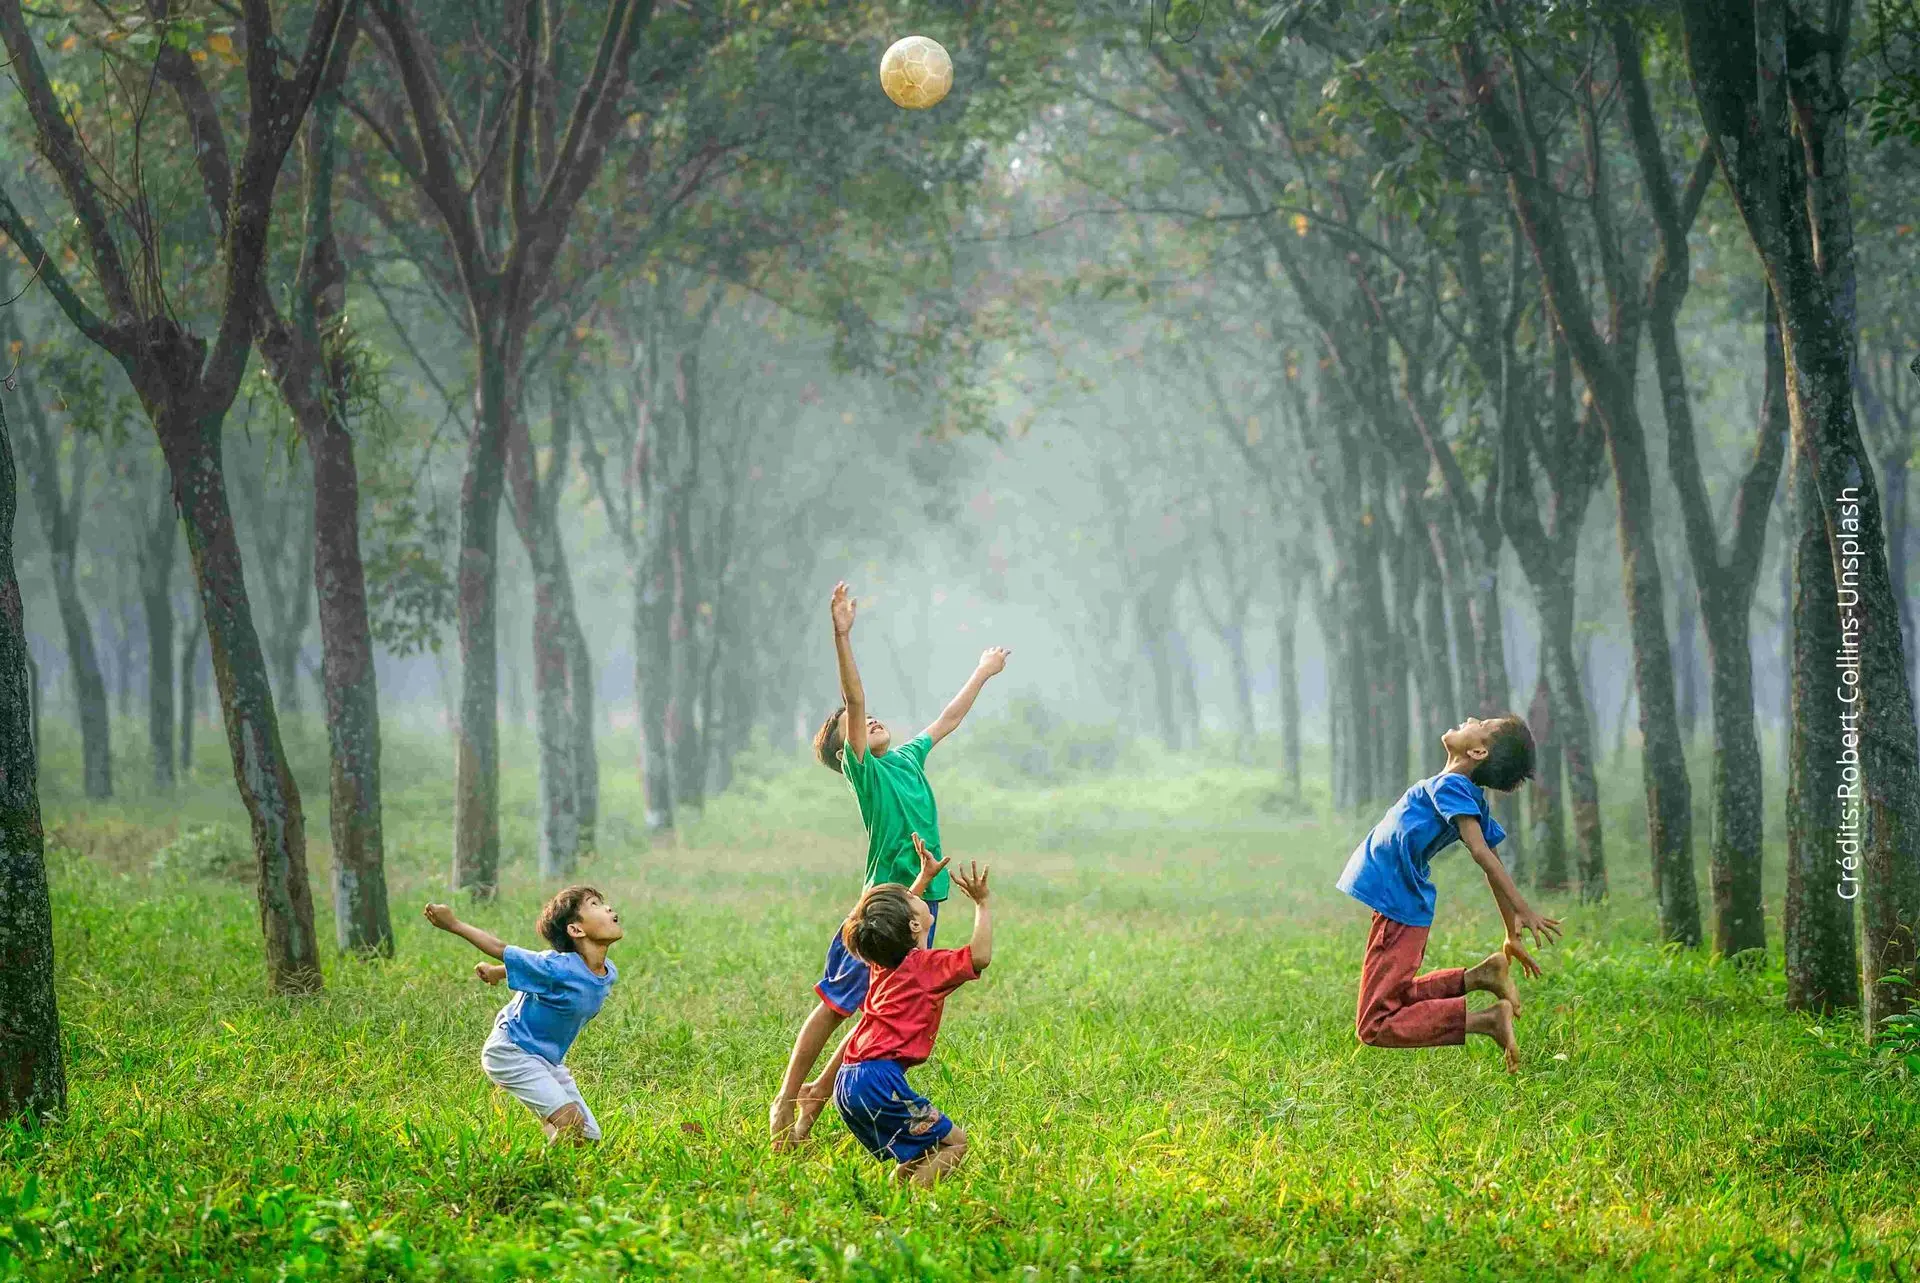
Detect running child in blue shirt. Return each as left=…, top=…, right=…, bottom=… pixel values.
left=1335, top=714, right=1560, bottom=1072
left=425, top=886, right=623, bottom=1143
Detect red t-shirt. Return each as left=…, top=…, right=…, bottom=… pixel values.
left=843, top=946, right=980, bottom=1067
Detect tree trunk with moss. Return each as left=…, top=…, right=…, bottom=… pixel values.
left=1681, top=0, right=1920, bottom=1030
left=0, top=388, right=65, bottom=1123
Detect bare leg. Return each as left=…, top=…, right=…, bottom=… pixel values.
left=543, top=1101, right=594, bottom=1147
left=1463, top=950, right=1522, bottom=1017
left=894, top=1125, right=969, bottom=1187
left=1466, top=998, right=1518, bottom=1073
left=771, top=1001, right=847, bottom=1150
left=793, top=1015, right=859, bottom=1143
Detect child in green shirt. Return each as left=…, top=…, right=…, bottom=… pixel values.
left=769, top=580, right=1009, bottom=1150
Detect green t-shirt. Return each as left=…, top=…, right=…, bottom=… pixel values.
left=841, top=732, right=948, bottom=901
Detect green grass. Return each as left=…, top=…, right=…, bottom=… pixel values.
left=5, top=719, right=1918, bottom=1280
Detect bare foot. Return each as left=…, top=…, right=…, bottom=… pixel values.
left=1488, top=998, right=1519, bottom=1073
left=791, top=1084, right=832, bottom=1144
left=768, top=1096, right=798, bottom=1152
left=1472, top=950, right=1522, bottom=1018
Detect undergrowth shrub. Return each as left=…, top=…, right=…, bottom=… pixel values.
left=150, top=825, right=252, bottom=882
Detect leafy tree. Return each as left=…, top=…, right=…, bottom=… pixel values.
left=0, top=0, right=353, bottom=993
left=1681, top=0, right=1920, bottom=1031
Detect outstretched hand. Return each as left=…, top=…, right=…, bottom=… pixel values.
left=950, top=861, right=991, bottom=904
left=911, top=832, right=951, bottom=889
left=976, top=646, right=1011, bottom=676
left=830, top=581, right=858, bottom=637
left=423, top=902, right=459, bottom=932
left=1515, top=906, right=1562, bottom=950
left=1504, top=937, right=1543, bottom=979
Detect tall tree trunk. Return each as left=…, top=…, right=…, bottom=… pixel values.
left=0, top=387, right=65, bottom=1123
left=669, top=492, right=704, bottom=813
left=1882, top=458, right=1916, bottom=724
left=1683, top=302, right=1787, bottom=963
left=1372, top=515, right=1410, bottom=798
left=1786, top=454, right=1859, bottom=1011
left=1414, top=537, right=1458, bottom=748
left=252, top=14, right=391, bottom=956
left=1674, top=562, right=1702, bottom=744
left=1352, top=519, right=1391, bottom=805
left=1277, top=578, right=1302, bottom=799
left=1528, top=669, right=1569, bottom=891
left=567, top=609, right=598, bottom=849
left=1428, top=519, right=1484, bottom=729
left=1779, top=552, right=1792, bottom=776
left=529, top=550, right=582, bottom=874
left=1462, top=33, right=1699, bottom=944
left=1223, top=619, right=1255, bottom=758
left=501, top=578, right=528, bottom=730
left=275, top=521, right=314, bottom=719
left=1541, top=580, right=1606, bottom=901
left=505, top=382, right=593, bottom=877
left=180, top=605, right=204, bottom=776
left=1591, top=376, right=1697, bottom=943
left=160, top=408, right=321, bottom=994
left=1704, top=587, right=1767, bottom=960
left=1481, top=573, right=1526, bottom=875
left=5, top=374, right=111, bottom=798
left=111, top=601, right=133, bottom=722
left=140, top=493, right=177, bottom=789
left=636, top=548, right=675, bottom=833
left=453, top=333, right=515, bottom=895
left=311, top=420, right=389, bottom=953
left=56, top=565, right=111, bottom=798
left=1681, top=0, right=1920, bottom=1033
left=26, top=649, right=39, bottom=779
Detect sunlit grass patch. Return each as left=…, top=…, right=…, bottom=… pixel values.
left=5, top=727, right=1917, bottom=1279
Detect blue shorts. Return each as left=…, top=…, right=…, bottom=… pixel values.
left=833, top=1058, right=954, bottom=1164
left=815, top=900, right=941, bottom=1016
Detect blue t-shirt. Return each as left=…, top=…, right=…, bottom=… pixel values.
left=1336, top=771, right=1506, bottom=927
left=494, top=945, right=617, bottom=1064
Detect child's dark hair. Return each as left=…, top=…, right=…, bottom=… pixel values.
left=842, top=884, right=918, bottom=969
left=1471, top=715, right=1537, bottom=793
left=536, top=885, right=604, bottom=953
left=813, top=705, right=847, bottom=773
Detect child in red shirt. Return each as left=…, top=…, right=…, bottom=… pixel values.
left=827, top=836, right=992, bottom=1186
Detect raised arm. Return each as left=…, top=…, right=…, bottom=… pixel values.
left=921, top=647, right=1011, bottom=746
left=831, top=581, right=867, bottom=758
left=908, top=832, right=951, bottom=899
left=909, top=832, right=951, bottom=948
left=1457, top=817, right=1561, bottom=975
left=950, top=862, right=993, bottom=970
left=423, top=902, right=508, bottom=960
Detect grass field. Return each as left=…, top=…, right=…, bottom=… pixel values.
left=5, top=717, right=1919, bottom=1280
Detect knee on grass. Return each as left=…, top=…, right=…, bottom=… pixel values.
left=894, top=1126, right=969, bottom=1186
left=544, top=1102, right=596, bottom=1145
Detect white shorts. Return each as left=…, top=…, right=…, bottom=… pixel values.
left=481, top=1028, right=602, bottom=1140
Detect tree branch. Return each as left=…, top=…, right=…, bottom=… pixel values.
left=0, top=0, right=139, bottom=325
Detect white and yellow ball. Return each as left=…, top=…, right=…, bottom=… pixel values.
left=879, top=35, right=952, bottom=110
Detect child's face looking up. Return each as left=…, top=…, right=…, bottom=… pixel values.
left=844, top=712, right=891, bottom=755
left=1441, top=716, right=1496, bottom=759
left=569, top=895, right=625, bottom=947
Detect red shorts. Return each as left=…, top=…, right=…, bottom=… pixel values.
left=1355, top=913, right=1466, bottom=1048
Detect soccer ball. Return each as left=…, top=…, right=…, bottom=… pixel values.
left=879, top=36, right=952, bottom=110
